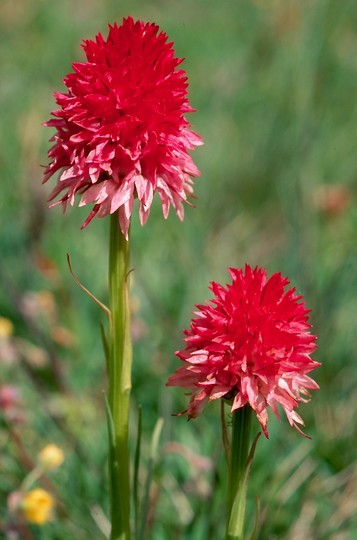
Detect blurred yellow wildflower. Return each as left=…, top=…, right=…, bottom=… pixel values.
left=22, top=488, right=54, bottom=525
left=0, top=317, right=13, bottom=338
left=38, top=444, right=64, bottom=471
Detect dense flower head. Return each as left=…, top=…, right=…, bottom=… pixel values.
left=167, top=265, right=320, bottom=438
left=44, top=17, right=203, bottom=238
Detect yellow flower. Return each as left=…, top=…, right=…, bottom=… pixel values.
left=22, top=488, right=54, bottom=525
left=0, top=317, right=13, bottom=338
left=37, top=444, right=64, bottom=471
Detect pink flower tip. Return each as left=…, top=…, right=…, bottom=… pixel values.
left=43, top=17, right=203, bottom=238
left=0, top=385, right=26, bottom=424
left=167, top=265, right=320, bottom=438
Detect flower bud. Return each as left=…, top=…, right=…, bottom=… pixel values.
left=37, top=444, right=64, bottom=471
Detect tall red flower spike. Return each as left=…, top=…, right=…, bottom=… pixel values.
left=167, top=265, right=320, bottom=438
left=44, top=17, right=203, bottom=238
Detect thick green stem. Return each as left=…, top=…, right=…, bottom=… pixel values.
left=226, top=405, right=252, bottom=540
left=108, top=215, right=132, bottom=540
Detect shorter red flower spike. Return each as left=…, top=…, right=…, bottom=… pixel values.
left=167, top=265, right=320, bottom=438
left=43, top=17, right=203, bottom=238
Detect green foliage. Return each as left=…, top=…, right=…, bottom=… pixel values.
left=1, top=0, right=356, bottom=538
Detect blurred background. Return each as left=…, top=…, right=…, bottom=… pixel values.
left=1, top=0, right=356, bottom=538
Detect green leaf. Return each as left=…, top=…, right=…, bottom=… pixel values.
left=138, top=418, right=164, bottom=540
left=67, top=252, right=111, bottom=319
left=103, top=391, right=117, bottom=521
left=134, top=406, right=143, bottom=539
left=103, top=391, right=116, bottom=452
left=100, top=321, right=109, bottom=372
left=249, top=497, right=261, bottom=540
left=227, top=433, right=261, bottom=540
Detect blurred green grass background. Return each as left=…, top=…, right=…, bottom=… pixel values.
left=1, top=0, right=356, bottom=538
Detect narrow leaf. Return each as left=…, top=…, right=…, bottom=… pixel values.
left=249, top=497, right=260, bottom=540
left=103, top=391, right=117, bottom=525
left=134, top=406, right=143, bottom=539
left=138, top=418, right=164, bottom=540
left=103, top=392, right=116, bottom=461
left=67, top=253, right=112, bottom=320
left=227, top=432, right=261, bottom=539
left=221, top=400, right=230, bottom=469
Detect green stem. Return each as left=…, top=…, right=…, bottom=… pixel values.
left=226, top=405, right=252, bottom=540
left=108, top=214, right=132, bottom=540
